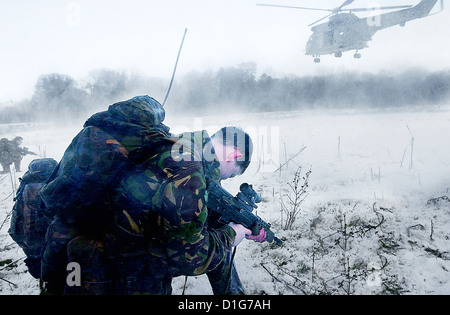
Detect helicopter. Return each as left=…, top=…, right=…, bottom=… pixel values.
left=257, top=0, right=443, bottom=63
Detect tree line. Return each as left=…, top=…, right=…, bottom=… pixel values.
left=1, top=65, right=449, bottom=124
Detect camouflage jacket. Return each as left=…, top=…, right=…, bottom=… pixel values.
left=0, top=139, right=19, bottom=163
left=40, top=95, right=235, bottom=283
left=112, top=130, right=236, bottom=277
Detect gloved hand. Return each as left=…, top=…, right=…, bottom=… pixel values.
left=246, top=228, right=266, bottom=243
left=229, top=223, right=252, bottom=247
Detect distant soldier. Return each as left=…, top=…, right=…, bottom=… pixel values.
left=0, top=137, right=10, bottom=174
left=0, top=136, right=37, bottom=173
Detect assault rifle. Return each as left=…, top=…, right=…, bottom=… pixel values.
left=207, top=181, right=282, bottom=246
left=21, top=147, right=37, bottom=156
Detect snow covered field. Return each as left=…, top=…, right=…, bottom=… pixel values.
left=1, top=105, right=449, bottom=295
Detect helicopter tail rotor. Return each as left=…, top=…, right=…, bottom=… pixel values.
left=425, top=0, right=444, bottom=16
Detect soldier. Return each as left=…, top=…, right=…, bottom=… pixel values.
left=106, top=126, right=264, bottom=294
left=39, top=95, right=265, bottom=295
left=0, top=136, right=36, bottom=173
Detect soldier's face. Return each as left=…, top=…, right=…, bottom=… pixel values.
left=218, top=147, right=244, bottom=180
left=219, top=160, right=243, bottom=180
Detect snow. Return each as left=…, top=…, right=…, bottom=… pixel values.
left=1, top=106, right=449, bottom=295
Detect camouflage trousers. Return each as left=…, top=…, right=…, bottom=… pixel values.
left=41, top=219, right=243, bottom=295
left=64, top=244, right=242, bottom=295
left=207, top=249, right=245, bottom=295
left=0, top=160, right=21, bottom=173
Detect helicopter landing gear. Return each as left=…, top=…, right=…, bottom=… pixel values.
left=354, top=51, right=361, bottom=59
left=334, top=51, right=342, bottom=58
left=314, top=57, right=321, bottom=63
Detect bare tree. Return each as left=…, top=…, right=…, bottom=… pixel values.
left=280, top=166, right=311, bottom=230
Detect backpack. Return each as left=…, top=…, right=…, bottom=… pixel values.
left=8, top=158, right=58, bottom=278
left=0, top=138, right=11, bottom=163
left=36, top=96, right=172, bottom=292
left=0, top=138, right=9, bottom=152
left=39, top=95, right=171, bottom=231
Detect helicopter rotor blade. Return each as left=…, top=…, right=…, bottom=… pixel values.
left=308, top=12, right=334, bottom=27
left=338, top=0, right=356, bottom=10
left=341, top=5, right=413, bottom=12
left=256, top=4, right=333, bottom=12
left=258, top=2, right=415, bottom=28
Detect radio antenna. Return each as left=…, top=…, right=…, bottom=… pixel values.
left=162, top=28, right=188, bottom=107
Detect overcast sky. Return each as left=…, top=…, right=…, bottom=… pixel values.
left=0, top=0, right=449, bottom=104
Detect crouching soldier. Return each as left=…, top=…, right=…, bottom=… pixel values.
left=39, top=95, right=264, bottom=295
left=108, top=126, right=261, bottom=294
